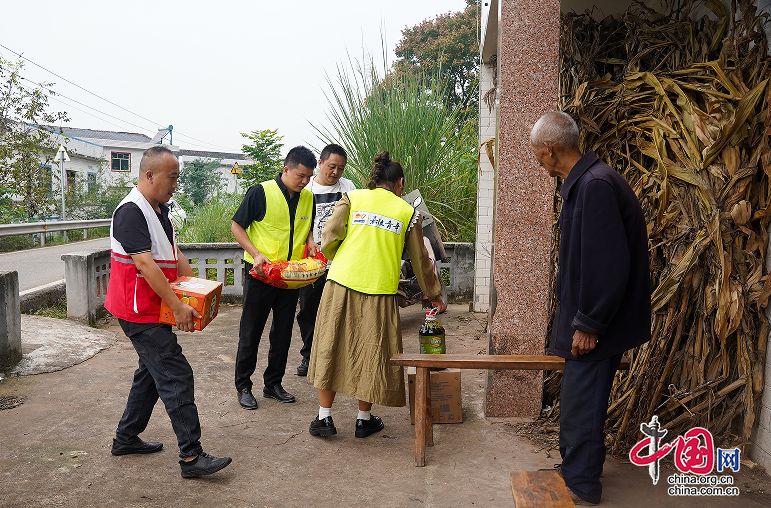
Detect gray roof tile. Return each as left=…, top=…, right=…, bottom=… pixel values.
left=59, top=127, right=152, bottom=143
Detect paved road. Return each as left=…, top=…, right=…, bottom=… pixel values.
left=0, top=237, right=110, bottom=291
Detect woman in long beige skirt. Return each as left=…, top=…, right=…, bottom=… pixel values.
left=307, top=151, right=444, bottom=438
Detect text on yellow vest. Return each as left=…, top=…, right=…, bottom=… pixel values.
left=327, top=188, right=416, bottom=294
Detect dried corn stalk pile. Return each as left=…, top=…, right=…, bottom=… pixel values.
left=554, top=0, right=771, bottom=453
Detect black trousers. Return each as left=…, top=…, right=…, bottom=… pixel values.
left=235, top=263, right=300, bottom=391
left=115, top=323, right=203, bottom=459
left=559, top=353, right=623, bottom=504
left=296, top=271, right=327, bottom=359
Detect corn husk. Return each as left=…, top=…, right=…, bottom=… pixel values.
left=549, top=0, right=771, bottom=453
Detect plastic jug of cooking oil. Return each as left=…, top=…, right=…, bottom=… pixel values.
left=419, top=307, right=445, bottom=354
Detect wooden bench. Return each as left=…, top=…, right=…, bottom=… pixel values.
left=389, top=353, right=630, bottom=467
left=510, top=471, right=575, bottom=507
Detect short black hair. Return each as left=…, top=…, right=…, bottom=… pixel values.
left=319, top=143, right=347, bottom=163
left=284, top=146, right=316, bottom=170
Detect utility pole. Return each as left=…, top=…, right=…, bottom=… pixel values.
left=53, top=144, right=69, bottom=220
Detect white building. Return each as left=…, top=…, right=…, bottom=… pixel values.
left=40, top=126, right=251, bottom=196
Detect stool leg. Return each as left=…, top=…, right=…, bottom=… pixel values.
left=426, top=378, right=434, bottom=446
left=414, top=367, right=428, bottom=466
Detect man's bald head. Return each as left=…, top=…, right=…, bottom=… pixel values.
left=140, top=145, right=177, bottom=175
left=136, top=145, right=180, bottom=210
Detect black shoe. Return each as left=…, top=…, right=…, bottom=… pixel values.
left=309, top=416, right=337, bottom=437
left=180, top=452, right=232, bottom=478
left=111, top=438, right=163, bottom=456
left=237, top=388, right=259, bottom=410
left=263, top=384, right=296, bottom=403
left=297, top=357, right=310, bottom=376
left=568, top=487, right=599, bottom=506
left=355, top=415, right=384, bottom=438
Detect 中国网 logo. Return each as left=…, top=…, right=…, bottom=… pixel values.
left=629, top=415, right=741, bottom=497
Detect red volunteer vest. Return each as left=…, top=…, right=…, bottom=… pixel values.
left=104, top=187, right=178, bottom=323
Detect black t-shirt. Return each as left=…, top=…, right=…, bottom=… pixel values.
left=112, top=201, right=174, bottom=255
left=232, top=174, right=316, bottom=260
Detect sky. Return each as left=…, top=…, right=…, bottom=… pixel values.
left=1, top=0, right=470, bottom=157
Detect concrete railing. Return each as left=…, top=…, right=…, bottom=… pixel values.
left=61, top=242, right=476, bottom=326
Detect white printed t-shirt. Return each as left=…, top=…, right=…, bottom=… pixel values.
left=309, top=176, right=356, bottom=245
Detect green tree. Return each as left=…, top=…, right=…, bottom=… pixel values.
left=314, top=58, right=477, bottom=242
left=66, top=165, right=131, bottom=220
left=179, top=158, right=222, bottom=206
left=393, top=0, right=480, bottom=120
left=0, top=57, right=68, bottom=220
left=240, top=129, right=284, bottom=188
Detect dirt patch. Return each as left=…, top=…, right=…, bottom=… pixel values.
left=0, top=395, right=24, bottom=410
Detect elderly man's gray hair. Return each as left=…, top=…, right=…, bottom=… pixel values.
left=531, top=111, right=580, bottom=149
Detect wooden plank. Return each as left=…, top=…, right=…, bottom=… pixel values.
left=392, top=353, right=566, bottom=369
left=510, top=471, right=575, bottom=508
left=391, top=353, right=630, bottom=370
left=414, top=367, right=429, bottom=467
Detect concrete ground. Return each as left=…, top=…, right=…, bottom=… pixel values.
left=1, top=303, right=770, bottom=508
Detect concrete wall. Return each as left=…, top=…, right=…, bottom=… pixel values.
left=474, top=60, right=497, bottom=312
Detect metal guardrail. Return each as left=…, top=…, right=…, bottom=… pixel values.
left=0, top=219, right=111, bottom=247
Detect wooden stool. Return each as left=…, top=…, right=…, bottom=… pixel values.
left=510, top=470, right=575, bottom=508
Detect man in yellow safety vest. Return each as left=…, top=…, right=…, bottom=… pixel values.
left=231, top=146, right=318, bottom=409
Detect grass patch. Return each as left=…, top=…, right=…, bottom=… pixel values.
left=25, top=295, right=67, bottom=319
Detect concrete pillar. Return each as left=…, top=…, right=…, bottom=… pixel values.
left=485, top=0, right=560, bottom=417
left=0, top=271, right=22, bottom=370
left=62, top=250, right=111, bottom=327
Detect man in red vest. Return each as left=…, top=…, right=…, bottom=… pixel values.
left=105, top=145, right=231, bottom=478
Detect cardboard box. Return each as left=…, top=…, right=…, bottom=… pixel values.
left=407, top=367, right=462, bottom=424
left=159, top=276, right=223, bottom=331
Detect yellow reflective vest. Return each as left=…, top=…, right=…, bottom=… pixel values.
left=327, top=188, right=416, bottom=294
left=244, top=179, right=313, bottom=264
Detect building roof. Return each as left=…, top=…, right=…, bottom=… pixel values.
left=177, top=149, right=247, bottom=160
left=59, top=127, right=153, bottom=143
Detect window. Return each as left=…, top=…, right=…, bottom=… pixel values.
left=111, top=152, right=130, bottom=172
left=87, top=172, right=97, bottom=192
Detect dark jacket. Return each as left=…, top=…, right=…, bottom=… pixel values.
left=549, top=151, right=651, bottom=360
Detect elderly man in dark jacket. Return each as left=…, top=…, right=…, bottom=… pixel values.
left=531, top=112, right=651, bottom=505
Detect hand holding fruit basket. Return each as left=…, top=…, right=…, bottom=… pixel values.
left=249, top=252, right=328, bottom=289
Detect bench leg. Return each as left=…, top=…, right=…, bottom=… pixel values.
left=414, top=366, right=429, bottom=466
left=426, top=377, right=433, bottom=447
